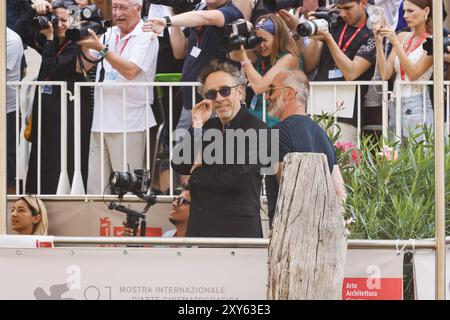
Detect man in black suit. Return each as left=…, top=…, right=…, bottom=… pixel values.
left=171, top=60, right=270, bottom=238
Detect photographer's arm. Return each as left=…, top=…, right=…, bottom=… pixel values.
left=242, top=52, right=299, bottom=94
left=391, top=38, right=433, bottom=81
left=77, top=29, right=142, bottom=80
left=320, top=32, right=372, bottom=81
left=170, top=26, right=188, bottom=60
left=375, top=29, right=395, bottom=80
left=143, top=10, right=226, bottom=34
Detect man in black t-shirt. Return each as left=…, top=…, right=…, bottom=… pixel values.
left=144, top=0, right=243, bottom=131
left=265, top=70, right=346, bottom=228
left=299, top=0, right=376, bottom=146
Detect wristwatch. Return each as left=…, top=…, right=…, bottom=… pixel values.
left=163, top=16, right=172, bottom=28
left=99, top=46, right=109, bottom=58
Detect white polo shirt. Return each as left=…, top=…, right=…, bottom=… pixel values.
left=7, top=28, right=23, bottom=114
left=92, top=20, right=159, bottom=133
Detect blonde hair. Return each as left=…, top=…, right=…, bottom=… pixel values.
left=19, top=196, right=49, bottom=235
left=256, top=14, right=300, bottom=66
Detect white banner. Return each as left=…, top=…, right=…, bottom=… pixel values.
left=342, top=249, right=403, bottom=300
left=0, top=247, right=268, bottom=300
left=413, top=246, right=450, bottom=300
left=0, top=246, right=405, bottom=300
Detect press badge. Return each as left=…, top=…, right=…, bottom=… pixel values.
left=41, top=85, right=53, bottom=95
left=190, top=46, right=201, bottom=58
left=328, top=68, right=343, bottom=79
left=106, top=70, right=118, bottom=81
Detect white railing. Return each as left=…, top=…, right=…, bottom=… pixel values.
left=7, top=80, right=450, bottom=196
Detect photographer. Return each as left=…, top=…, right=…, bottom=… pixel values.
left=230, top=14, right=301, bottom=127
left=282, top=0, right=376, bottom=146
left=77, top=0, right=159, bottom=195
left=15, top=0, right=93, bottom=194
left=142, top=0, right=243, bottom=132
left=374, top=0, right=433, bottom=140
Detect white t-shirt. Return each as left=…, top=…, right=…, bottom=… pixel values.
left=6, top=28, right=23, bottom=114
left=92, top=20, right=159, bottom=133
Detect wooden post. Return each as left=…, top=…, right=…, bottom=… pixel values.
left=267, top=153, right=347, bottom=300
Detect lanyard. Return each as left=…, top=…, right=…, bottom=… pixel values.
left=338, top=18, right=367, bottom=53
left=115, top=34, right=130, bottom=56
left=400, top=32, right=429, bottom=80
left=195, top=26, right=204, bottom=47
left=55, top=40, right=72, bottom=58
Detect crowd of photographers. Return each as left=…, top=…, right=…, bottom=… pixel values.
left=6, top=0, right=449, bottom=197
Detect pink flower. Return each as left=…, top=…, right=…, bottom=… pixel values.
left=378, top=146, right=398, bottom=161
left=335, top=141, right=356, bottom=152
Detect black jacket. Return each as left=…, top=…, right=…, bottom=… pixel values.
left=172, top=106, right=268, bottom=237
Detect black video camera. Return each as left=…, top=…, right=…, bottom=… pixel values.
left=149, top=0, right=201, bottom=14
left=65, top=4, right=112, bottom=41
left=222, top=19, right=262, bottom=52
left=110, top=169, right=152, bottom=196
left=31, top=13, right=59, bottom=31
left=296, top=8, right=339, bottom=37
left=422, top=35, right=450, bottom=55
left=261, top=0, right=303, bottom=12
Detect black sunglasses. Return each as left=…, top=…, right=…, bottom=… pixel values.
left=204, top=85, right=239, bottom=100
left=173, top=196, right=190, bottom=207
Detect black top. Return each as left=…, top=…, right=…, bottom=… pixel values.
left=180, top=1, right=243, bottom=110
left=171, top=106, right=268, bottom=237
left=314, top=17, right=376, bottom=126
left=265, top=115, right=338, bottom=228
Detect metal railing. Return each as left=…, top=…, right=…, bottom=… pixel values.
left=7, top=80, right=450, bottom=196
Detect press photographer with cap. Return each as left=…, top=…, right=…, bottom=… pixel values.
left=280, top=0, right=376, bottom=146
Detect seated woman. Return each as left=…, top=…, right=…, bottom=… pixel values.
left=10, top=196, right=49, bottom=235
left=374, top=0, right=433, bottom=140
left=231, top=14, right=301, bottom=127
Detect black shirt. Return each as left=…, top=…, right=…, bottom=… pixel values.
left=314, top=17, right=376, bottom=126
left=265, top=115, right=338, bottom=228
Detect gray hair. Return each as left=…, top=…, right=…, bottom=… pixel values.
left=281, top=69, right=309, bottom=107
left=198, top=59, right=246, bottom=95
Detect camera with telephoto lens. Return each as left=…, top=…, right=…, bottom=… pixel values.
left=149, top=0, right=201, bottom=13
left=222, top=19, right=262, bottom=52
left=65, top=5, right=112, bottom=41
left=296, top=8, right=339, bottom=37
left=31, top=13, right=59, bottom=31
left=109, top=169, right=152, bottom=195
left=422, top=35, right=450, bottom=55
left=261, top=0, right=303, bottom=12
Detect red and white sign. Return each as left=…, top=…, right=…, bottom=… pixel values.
left=342, top=249, right=403, bottom=300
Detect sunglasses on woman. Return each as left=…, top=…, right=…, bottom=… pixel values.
left=204, top=85, right=239, bottom=100
left=173, top=196, right=190, bottom=207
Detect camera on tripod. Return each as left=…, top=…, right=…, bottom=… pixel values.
left=108, top=169, right=156, bottom=237
left=296, top=8, right=339, bottom=37
left=31, top=12, right=59, bottom=31
left=222, top=19, right=262, bottom=52
left=110, top=169, right=152, bottom=196
left=65, top=5, right=111, bottom=41
left=149, top=0, right=201, bottom=14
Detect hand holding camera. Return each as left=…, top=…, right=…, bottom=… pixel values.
left=32, top=0, right=53, bottom=15
left=77, top=29, right=104, bottom=51
left=40, top=22, right=55, bottom=40
left=278, top=9, right=301, bottom=33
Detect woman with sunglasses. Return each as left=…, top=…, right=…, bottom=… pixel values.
left=230, top=14, right=301, bottom=127
left=10, top=196, right=49, bottom=235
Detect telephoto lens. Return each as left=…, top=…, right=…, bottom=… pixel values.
left=297, top=19, right=329, bottom=37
